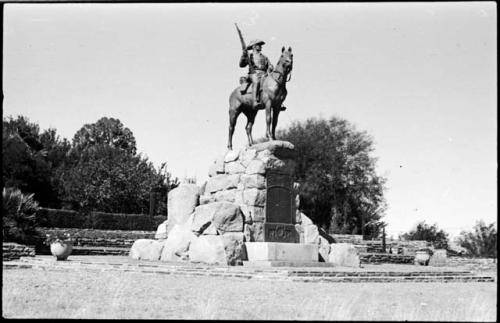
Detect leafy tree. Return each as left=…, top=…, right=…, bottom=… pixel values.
left=400, top=221, right=449, bottom=249
left=2, top=116, right=70, bottom=208
left=2, top=187, right=41, bottom=245
left=456, top=221, right=497, bottom=258
left=277, top=116, right=386, bottom=236
left=58, top=117, right=178, bottom=214
left=72, top=117, right=137, bottom=155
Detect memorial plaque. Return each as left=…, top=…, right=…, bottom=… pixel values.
left=265, top=172, right=293, bottom=224
left=264, top=223, right=299, bottom=243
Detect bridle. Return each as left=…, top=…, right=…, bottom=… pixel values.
left=271, top=59, right=293, bottom=85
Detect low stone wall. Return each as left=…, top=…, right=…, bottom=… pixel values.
left=71, top=247, right=131, bottom=256
left=39, top=228, right=155, bottom=249
left=3, top=243, right=36, bottom=261
left=331, top=234, right=363, bottom=244
left=446, top=256, right=497, bottom=272
left=359, top=252, right=415, bottom=264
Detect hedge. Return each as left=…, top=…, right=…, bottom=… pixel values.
left=89, top=212, right=167, bottom=231
left=36, top=208, right=167, bottom=231
left=37, top=208, right=87, bottom=228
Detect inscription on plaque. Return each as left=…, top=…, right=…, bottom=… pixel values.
left=264, top=223, right=298, bottom=243
left=265, top=172, right=293, bottom=224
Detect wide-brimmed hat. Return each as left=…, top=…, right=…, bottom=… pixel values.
left=246, top=39, right=265, bottom=50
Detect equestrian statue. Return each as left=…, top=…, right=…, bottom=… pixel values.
left=227, top=23, right=293, bottom=150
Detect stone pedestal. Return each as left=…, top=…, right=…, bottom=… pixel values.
left=244, top=242, right=322, bottom=266
left=201, top=141, right=325, bottom=265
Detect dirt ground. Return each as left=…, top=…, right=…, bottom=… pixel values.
left=2, top=268, right=497, bottom=320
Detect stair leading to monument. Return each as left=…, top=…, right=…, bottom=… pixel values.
left=4, top=256, right=495, bottom=283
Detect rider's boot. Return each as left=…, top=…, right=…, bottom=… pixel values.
left=252, top=83, right=263, bottom=109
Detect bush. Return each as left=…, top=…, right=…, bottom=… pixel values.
left=456, top=221, right=497, bottom=258
left=2, top=187, right=42, bottom=245
left=400, top=221, right=449, bottom=249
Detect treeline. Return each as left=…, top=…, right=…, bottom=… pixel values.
left=400, top=220, right=497, bottom=258
left=3, top=115, right=179, bottom=214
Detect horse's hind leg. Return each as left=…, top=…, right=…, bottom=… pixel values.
left=228, top=108, right=240, bottom=150
left=244, top=110, right=257, bottom=146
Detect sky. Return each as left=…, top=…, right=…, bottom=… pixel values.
left=3, top=2, right=497, bottom=238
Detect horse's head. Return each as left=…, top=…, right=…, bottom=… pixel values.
left=277, top=46, right=293, bottom=75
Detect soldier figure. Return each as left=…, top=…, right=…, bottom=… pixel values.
left=239, top=39, right=274, bottom=109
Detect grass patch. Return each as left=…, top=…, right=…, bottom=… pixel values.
left=2, top=268, right=496, bottom=320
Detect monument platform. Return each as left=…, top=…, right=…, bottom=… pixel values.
left=243, top=260, right=334, bottom=268
left=4, top=256, right=495, bottom=283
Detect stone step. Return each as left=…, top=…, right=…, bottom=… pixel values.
left=71, top=246, right=130, bottom=256
left=4, top=257, right=495, bottom=283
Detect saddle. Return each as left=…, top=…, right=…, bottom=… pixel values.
left=239, top=75, right=266, bottom=95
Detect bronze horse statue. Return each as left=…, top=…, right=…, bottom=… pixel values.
left=227, top=46, right=293, bottom=150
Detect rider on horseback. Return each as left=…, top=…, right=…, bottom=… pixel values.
left=239, top=39, right=273, bottom=110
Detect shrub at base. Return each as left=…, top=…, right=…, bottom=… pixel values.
left=129, top=239, right=165, bottom=261
left=328, top=243, right=360, bottom=267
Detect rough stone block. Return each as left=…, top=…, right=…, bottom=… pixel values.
left=265, top=158, right=296, bottom=174
left=189, top=235, right=226, bottom=264
left=241, top=174, right=266, bottom=189
left=243, top=188, right=266, bottom=206
left=191, top=201, right=243, bottom=234
left=129, top=239, right=165, bottom=261
left=224, top=150, right=239, bottom=162
left=160, top=224, right=196, bottom=262
left=225, top=161, right=246, bottom=174
left=318, top=236, right=331, bottom=262
left=299, top=212, right=314, bottom=226
left=222, top=232, right=247, bottom=265
left=239, top=148, right=257, bottom=167
left=205, top=174, right=240, bottom=193
left=213, top=189, right=237, bottom=203
left=233, top=189, right=244, bottom=205
left=303, top=224, right=319, bottom=245
left=154, top=220, right=168, bottom=240
left=244, top=222, right=265, bottom=242
left=245, top=159, right=266, bottom=175
left=250, top=140, right=295, bottom=155
left=328, top=243, right=360, bottom=267
left=295, top=224, right=304, bottom=243
left=167, top=184, right=201, bottom=233
left=199, top=194, right=215, bottom=205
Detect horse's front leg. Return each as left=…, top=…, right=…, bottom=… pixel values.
left=271, top=106, right=281, bottom=140
left=264, top=100, right=273, bottom=140
left=228, top=108, right=240, bottom=150
left=245, top=110, right=257, bottom=146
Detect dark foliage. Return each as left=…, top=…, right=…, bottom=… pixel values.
left=277, top=116, right=387, bottom=236
left=400, top=221, right=449, bottom=249
left=456, top=221, right=497, bottom=258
